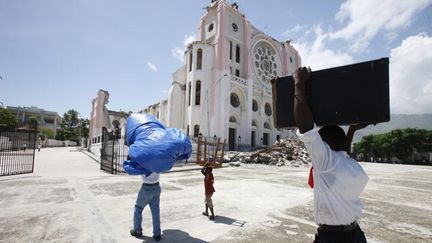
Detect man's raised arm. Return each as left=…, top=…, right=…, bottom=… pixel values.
left=293, top=67, right=314, bottom=134
left=346, top=124, right=369, bottom=155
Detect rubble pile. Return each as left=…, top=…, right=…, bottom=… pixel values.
left=224, top=138, right=311, bottom=167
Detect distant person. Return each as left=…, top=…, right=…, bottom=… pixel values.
left=22, top=143, right=27, bottom=151
left=293, top=67, right=369, bottom=243
left=37, top=143, right=41, bottom=152
left=129, top=171, right=162, bottom=241
left=201, top=163, right=215, bottom=220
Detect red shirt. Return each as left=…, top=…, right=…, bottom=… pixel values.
left=204, top=173, right=215, bottom=195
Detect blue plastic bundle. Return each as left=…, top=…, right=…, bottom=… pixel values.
left=123, top=113, right=192, bottom=176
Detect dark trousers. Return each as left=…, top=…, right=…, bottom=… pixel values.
left=314, top=225, right=367, bottom=243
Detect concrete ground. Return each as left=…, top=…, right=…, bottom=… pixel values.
left=0, top=147, right=431, bottom=243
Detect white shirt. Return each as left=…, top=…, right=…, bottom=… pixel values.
left=297, top=128, right=369, bottom=225
left=141, top=173, right=160, bottom=184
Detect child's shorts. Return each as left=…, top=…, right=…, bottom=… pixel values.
left=205, top=194, right=213, bottom=208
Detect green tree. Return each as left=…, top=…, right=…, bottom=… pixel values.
left=41, top=127, right=54, bottom=139
left=78, top=118, right=89, bottom=138
left=59, top=109, right=80, bottom=141
left=354, top=128, right=432, bottom=163
left=28, top=116, right=40, bottom=130
left=0, top=108, right=17, bottom=127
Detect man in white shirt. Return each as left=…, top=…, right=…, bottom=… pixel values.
left=293, top=67, right=368, bottom=243
left=130, top=172, right=162, bottom=241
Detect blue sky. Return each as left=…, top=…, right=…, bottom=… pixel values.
left=1, top=0, right=431, bottom=119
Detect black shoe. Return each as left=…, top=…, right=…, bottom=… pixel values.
left=130, top=229, right=143, bottom=237
left=209, top=215, right=215, bottom=220
left=202, top=212, right=209, bottom=216
left=153, top=235, right=161, bottom=241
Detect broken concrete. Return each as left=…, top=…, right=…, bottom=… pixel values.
left=225, top=138, right=311, bottom=168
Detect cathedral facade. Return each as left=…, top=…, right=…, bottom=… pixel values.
left=144, top=0, right=301, bottom=150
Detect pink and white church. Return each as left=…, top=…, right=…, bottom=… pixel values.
left=143, top=0, right=301, bottom=150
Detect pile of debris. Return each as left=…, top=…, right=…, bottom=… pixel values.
left=224, top=138, right=311, bottom=167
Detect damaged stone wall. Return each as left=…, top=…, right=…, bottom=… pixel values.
left=224, top=138, right=311, bottom=167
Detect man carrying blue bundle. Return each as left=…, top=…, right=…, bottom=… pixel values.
left=124, top=113, right=192, bottom=241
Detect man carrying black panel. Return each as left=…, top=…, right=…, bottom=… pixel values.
left=293, top=67, right=369, bottom=243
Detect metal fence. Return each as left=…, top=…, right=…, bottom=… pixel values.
left=100, top=127, right=128, bottom=174
left=0, top=127, right=37, bottom=176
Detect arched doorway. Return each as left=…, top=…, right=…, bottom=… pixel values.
left=228, top=115, right=237, bottom=151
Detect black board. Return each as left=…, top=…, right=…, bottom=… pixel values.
left=271, top=58, right=390, bottom=128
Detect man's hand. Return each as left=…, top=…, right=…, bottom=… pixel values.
left=269, top=76, right=279, bottom=85
left=294, top=67, right=311, bottom=86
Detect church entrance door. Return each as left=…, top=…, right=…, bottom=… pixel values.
left=229, top=128, right=236, bottom=151
left=251, top=131, right=256, bottom=147
left=263, top=132, right=269, bottom=146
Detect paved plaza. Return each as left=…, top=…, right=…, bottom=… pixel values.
left=0, top=147, right=431, bottom=243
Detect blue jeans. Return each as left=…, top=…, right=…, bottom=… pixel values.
left=133, top=183, right=161, bottom=236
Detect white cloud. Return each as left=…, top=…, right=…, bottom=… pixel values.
left=390, top=33, right=432, bottom=114
left=282, top=24, right=309, bottom=36
left=171, top=48, right=184, bottom=62
left=184, top=34, right=195, bottom=45
left=282, top=24, right=313, bottom=44
left=292, top=25, right=354, bottom=71
left=384, top=32, right=399, bottom=46
left=331, top=0, right=432, bottom=52
left=147, top=62, right=158, bottom=72
left=171, top=33, right=196, bottom=62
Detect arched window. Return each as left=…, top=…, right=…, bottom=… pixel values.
left=186, top=125, right=190, bottom=136
left=264, top=122, right=271, bottom=129
left=195, top=80, right=201, bottom=105
left=197, top=49, right=203, bottom=70
left=252, top=99, right=258, bottom=112
left=193, top=125, right=200, bottom=137
left=189, top=51, right=193, bottom=72
left=230, top=93, right=240, bottom=108
left=265, top=103, right=272, bottom=116
left=251, top=120, right=257, bottom=127
left=229, top=116, right=237, bottom=123
left=236, top=44, right=240, bottom=63
left=229, top=41, right=232, bottom=60
left=188, top=82, right=191, bottom=106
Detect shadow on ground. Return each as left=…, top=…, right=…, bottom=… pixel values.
left=138, top=229, right=208, bottom=242
left=214, top=216, right=247, bottom=227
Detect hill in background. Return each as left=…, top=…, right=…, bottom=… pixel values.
left=352, top=113, right=432, bottom=143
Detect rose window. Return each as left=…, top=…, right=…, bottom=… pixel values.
left=253, top=42, right=280, bottom=84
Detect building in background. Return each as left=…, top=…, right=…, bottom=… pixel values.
left=88, top=89, right=129, bottom=156
left=6, top=105, right=61, bottom=137
left=146, top=0, right=301, bottom=150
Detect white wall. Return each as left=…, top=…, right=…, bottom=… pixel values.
left=45, top=139, right=76, bottom=147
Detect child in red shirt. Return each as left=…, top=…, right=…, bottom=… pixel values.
left=201, top=163, right=215, bottom=220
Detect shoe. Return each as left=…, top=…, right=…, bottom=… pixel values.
left=202, top=212, right=209, bottom=216
left=153, top=235, right=162, bottom=241
left=130, top=229, right=143, bottom=237
left=209, top=215, right=215, bottom=220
